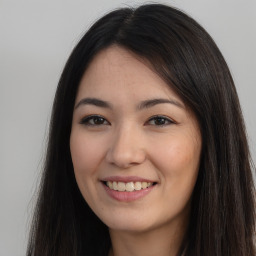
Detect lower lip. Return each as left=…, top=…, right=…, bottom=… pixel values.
left=102, top=183, right=156, bottom=202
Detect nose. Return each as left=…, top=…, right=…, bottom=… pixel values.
left=106, top=125, right=146, bottom=169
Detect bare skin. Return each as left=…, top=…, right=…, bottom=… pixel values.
left=108, top=206, right=189, bottom=256
left=70, top=45, right=201, bottom=256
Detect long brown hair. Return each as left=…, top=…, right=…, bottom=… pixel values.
left=27, top=4, right=255, bottom=256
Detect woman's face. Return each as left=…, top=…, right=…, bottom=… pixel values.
left=70, top=46, right=202, bottom=233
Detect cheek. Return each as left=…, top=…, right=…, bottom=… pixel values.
left=152, top=136, right=201, bottom=215
left=70, top=131, right=104, bottom=177
left=151, top=133, right=201, bottom=185
left=70, top=131, right=107, bottom=207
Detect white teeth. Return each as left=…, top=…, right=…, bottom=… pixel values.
left=113, top=181, right=118, bottom=190
left=117, top=182, right=126, bottom=191
left=126, top=182, right=134, bottom=192
left=105, top=181, right=154, bottom=192
left=107, top=181, right=113, bottom=189
left=134, top=181, right=142, bottom=190
left=141, top=182, right=148, bottom=189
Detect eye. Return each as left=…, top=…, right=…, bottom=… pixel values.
left=79, top=115, right=110, bottom=126
left=146, top=115, right=174, bottom=126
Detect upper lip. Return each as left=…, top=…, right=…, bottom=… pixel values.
left=101, top=176, right=157, bottom=183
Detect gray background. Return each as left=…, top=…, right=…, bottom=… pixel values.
left=1, top=0, right=255, bottom=255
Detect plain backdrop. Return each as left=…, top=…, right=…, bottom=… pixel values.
left=1, top=0, right=255, bottom=255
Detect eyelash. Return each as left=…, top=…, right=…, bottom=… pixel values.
left=79, top=115, right=175, bottom=127
left=146, top=115, right=175, bottom=126
left=79, top=115, right=110, bottom=126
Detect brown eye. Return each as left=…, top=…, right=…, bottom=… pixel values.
left=146, top=116, right=174, bottom=126
left=80, top=115, right=110, bottom=126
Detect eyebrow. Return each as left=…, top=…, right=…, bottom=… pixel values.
left=75, top=98, right=113, bottom=109
left=74, top=97, right=184, bottom=110
left=137, top=98, right=184, bottom=110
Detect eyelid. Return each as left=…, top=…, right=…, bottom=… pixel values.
left=79, top=114, right=175, bottom=127
left=145, top=115, right=176, bottom=126
left=79, top=114, right=110, bottom=126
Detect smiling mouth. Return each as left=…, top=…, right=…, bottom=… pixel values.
left=103, top=181, right=157, bottom=192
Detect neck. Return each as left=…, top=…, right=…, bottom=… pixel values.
left=108, top=218, right=188, bottom=256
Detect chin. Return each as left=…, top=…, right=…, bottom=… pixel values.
left=108, top=222, right=153, bottom=233
left=101, top=212, right=162, bottom=233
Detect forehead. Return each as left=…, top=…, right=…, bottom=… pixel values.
left=76, top=45, right=182, bottom=104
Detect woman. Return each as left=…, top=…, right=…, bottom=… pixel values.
left=27, top=4, right=256, bottom=256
